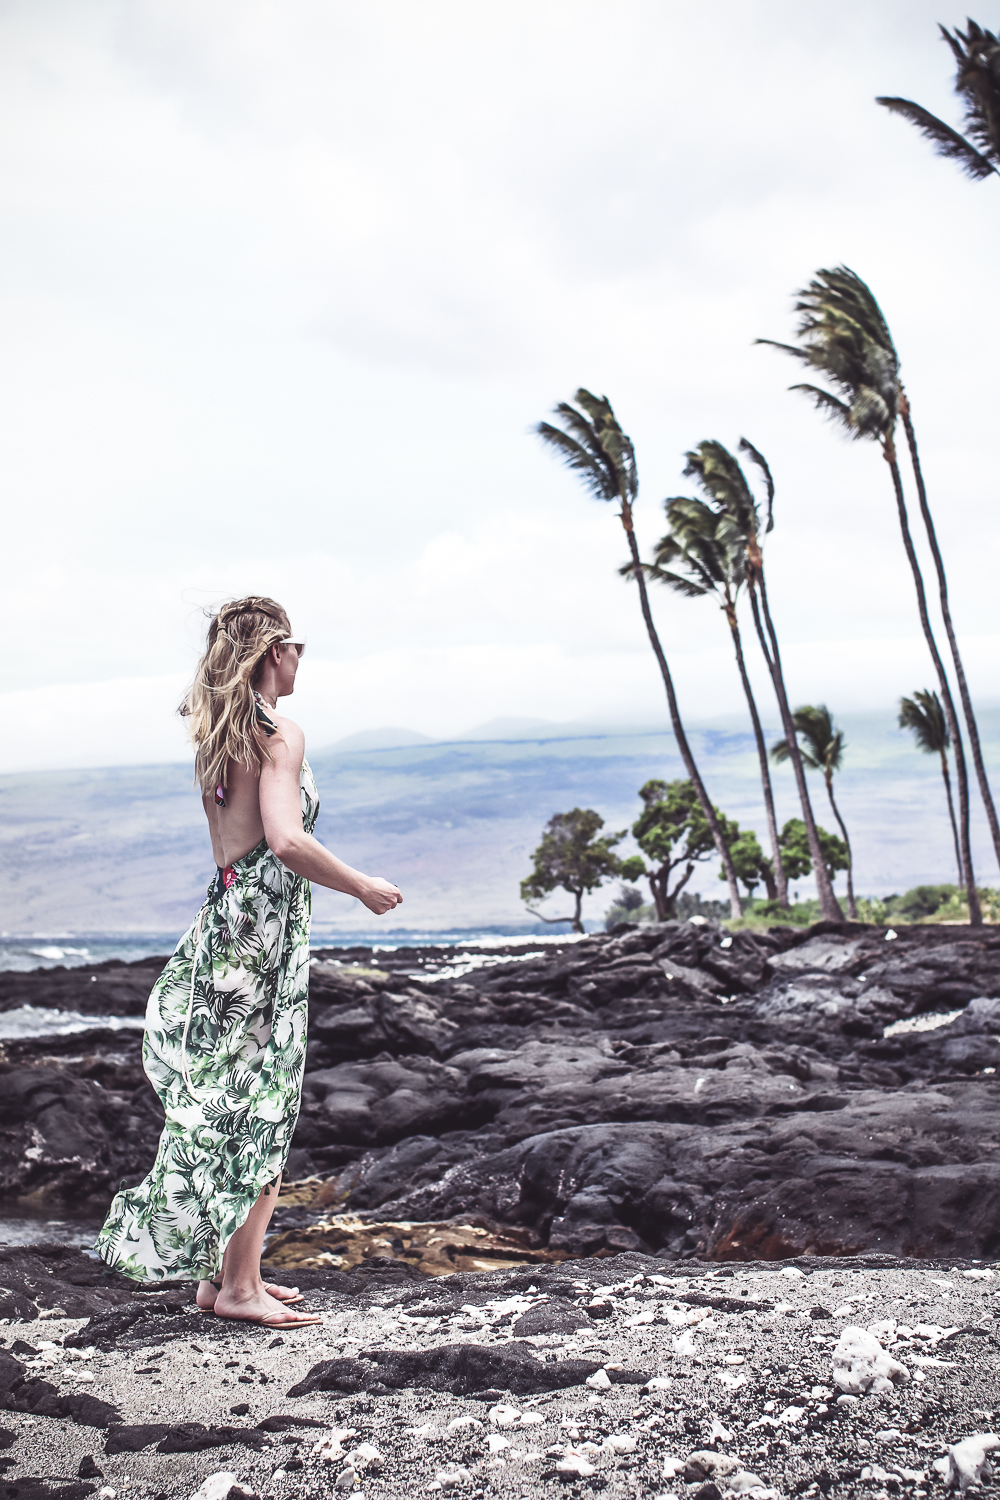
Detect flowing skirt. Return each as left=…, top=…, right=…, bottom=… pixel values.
left=96, top=840, right=311, bottom=1281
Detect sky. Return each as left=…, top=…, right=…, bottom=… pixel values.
left=2, top=0, right=999, bottom=775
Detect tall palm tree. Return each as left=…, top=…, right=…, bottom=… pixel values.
left=772, top=705, right=858, bottom=920
left=899, top=689, right=963, bottom=885
left=778, top=267, right=1000, bottom=882
left=535, top=389, right=744, bottom=918
left=757, top=269, right=983, bottom=926
left=637, top=481, right=789, bottom=908
left=877, top=21, right=1000, bottom=182
left=684, top=438, right=844, bottom=923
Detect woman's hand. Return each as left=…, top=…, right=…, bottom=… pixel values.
left=360, top=877, right=403, bottom=915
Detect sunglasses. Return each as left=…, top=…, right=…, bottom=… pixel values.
left=277, top=638, right=306, bottom=657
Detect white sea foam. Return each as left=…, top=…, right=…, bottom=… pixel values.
left=0, top=1005, right=146, bottom=1041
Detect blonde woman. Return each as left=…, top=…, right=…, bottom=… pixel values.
left=97, top=597, right=401, bottom=1327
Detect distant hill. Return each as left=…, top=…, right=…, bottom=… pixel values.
left=1, top=710, right=998, bottom=938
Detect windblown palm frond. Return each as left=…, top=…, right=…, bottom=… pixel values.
left=876, top=19, right=1000, bottom=180
left=899, top=689, right=950, bottom=754
left=876, top=96, right=996, bottom=178
left=772, top=705, right=844, bottom=778
left=738, top=439, right=775, bottom=533
left=760, top=268, right=900, bottom=442
left=537, top=389, right=637, bottom=505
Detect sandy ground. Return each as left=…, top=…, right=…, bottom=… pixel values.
left=3, top=1254, right=1000, bottom=1499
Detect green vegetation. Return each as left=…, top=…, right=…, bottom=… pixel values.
left=877, top=22, right=1000, bottom=183
left=535, top=392, right=746, bottom=918
left=620, top=778, right=739, bottom=921
left=759, top=265, right=996, bottom=924
left=520, top=807, right=625, bottom=934
left=898, top=690, right=962, bottom=885
left=529, top=73, right=1000, bottom=929
left=772, top=705, right=857, bottom=919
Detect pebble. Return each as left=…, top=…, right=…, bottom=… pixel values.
left=189, top=1478, right=250, bottom=1500
left=832, top=1325, right=910, bottom=1395
left=940, top=1433, right=1000, bottom=1492
left=488, top=1435, right=510, bottom=1454
left=446, top=1416, right=483, bottom=1434
left=433, top=1469, right=473, bottom=1490
left=585, top=1369, right=612, bottom=1390
left=555, top=1450, right=596, bottom=1478
left=488, top=1403, right=521, bottom=1426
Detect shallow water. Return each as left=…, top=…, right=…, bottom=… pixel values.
left=0, top=1005, right=146, bottom=1041
left=0, top=1202, right=104, bottom=1251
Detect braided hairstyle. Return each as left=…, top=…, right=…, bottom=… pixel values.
left=181, top=596, right=293, bottom=795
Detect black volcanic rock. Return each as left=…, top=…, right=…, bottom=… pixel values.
left=3, top=921, right=1000, bottom=1260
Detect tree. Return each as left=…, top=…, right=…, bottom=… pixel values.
left=779, top=818, right=850, bottom=887
left=520, top=808, right=625, bottom=934
left=637, top=474, right=788, bottom=908
left=621, top=778, right=739, bottom=920
left=535, top=389, right=744, bottom=917
left=681, top=438, right=844, bottom=922
left=899, top=689, right=963, bottom=885
left=877, top=22, right=1000, bottom=182
left=772, top=705, right=858, bottom=920
left=757, top=268, right=983, bottom=926
left=726, top=828, right=774, bottom=900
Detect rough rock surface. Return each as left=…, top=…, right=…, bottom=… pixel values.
left=2, top=922, right=1000, bottom=1259
left=2, top=1247, right=1000, bottom=1499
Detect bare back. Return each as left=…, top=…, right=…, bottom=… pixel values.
left=202, top=703, right=306, bottom=868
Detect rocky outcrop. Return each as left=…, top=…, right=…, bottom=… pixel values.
left=2, top=921, right=1000, bottom=1260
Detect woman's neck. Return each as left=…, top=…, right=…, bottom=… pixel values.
left=255, top=688, right=278, bottom=711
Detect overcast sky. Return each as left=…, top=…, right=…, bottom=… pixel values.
left=2, top=0, right=998, bottom=774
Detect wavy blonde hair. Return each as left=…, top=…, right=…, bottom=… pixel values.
left=181, top=596, right=292, bottom=795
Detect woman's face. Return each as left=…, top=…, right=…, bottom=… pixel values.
left=274, top=640, right=301, bottom=698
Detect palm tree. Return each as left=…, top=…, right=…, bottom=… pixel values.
left=877, top=21, right=1000, bottom=182
left=780, top=267, right=1000, bottom=884
left=757, top=269, right=983, bottom=926
left=772, top=705, right=858, bottom=920
left=899, top=689, right=963, bottom=886
left=684, top=438, right=844, bottom=923
left=637, top=477, right=789, bottom=908
left=535, top=389, right=744, bottom=918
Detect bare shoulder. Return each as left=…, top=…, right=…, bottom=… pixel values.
left=268, top=713, right=305, bottom=766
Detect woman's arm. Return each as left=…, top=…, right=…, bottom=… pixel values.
left=258, top=719, right=402, bottom=916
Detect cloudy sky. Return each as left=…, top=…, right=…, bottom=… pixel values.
left=2, top=0, right=998, bottom=774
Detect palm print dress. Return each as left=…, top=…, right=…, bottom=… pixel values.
left=96, top=729, right=319, bottom=1282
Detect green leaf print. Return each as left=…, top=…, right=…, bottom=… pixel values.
left=95, top=760, right=318, bottom=1281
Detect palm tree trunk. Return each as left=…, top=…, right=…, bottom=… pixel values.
left=725, top=602, right=789, bottom=907
left=900, top=396, right=1000, bottom=873
left=939, top=749, right=963, bottom=887
left=883, top=433, right=981, bottom=925
left=746, top=576, right=843, bottom=922
left=621, top=511, right=743, bottom=918
left=824, top=770, right=858, bottom=920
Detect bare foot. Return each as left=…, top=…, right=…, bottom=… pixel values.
left=196, top=1278, right=301, bottom=1311
left=213, top=1285, right=320, bottom=1327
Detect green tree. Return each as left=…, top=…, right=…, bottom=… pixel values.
left=779, top=818, right=850, bottom=886
left=772, top=704, right=858, bottom=920
left=621, top=778, right=739, bottom=920
left=757, top=268, right=983, bottom=926
left=899, top=688, right=963, bottom=885
left=725, top=827, right=774, bottom=900
left=637, top=479, right=788, bottom=908
left=535, top=389, right=744, bottom=917
left=520, top=808, right=625, bottom=934
left=680, top=438, right=844, bottom=922
left=877, top=22, right=1000, bottom=182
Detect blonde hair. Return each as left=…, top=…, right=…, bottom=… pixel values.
left=181, top=596, right=292, bottom=795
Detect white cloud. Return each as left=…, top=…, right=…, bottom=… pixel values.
left=0, top=0, right=997, bottom=775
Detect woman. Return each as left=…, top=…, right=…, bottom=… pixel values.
left=97, top=597, right=402, bottom=1328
